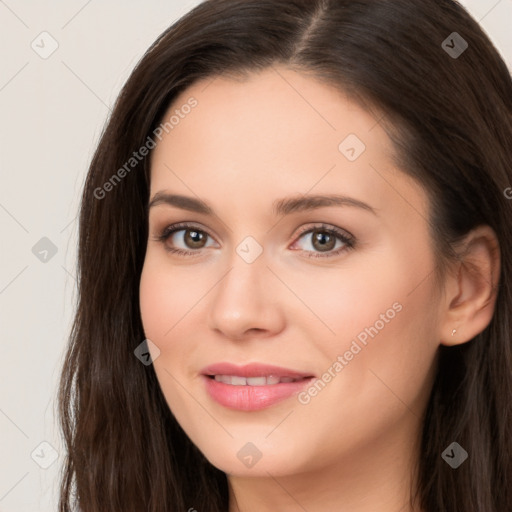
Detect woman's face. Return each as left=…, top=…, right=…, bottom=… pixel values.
left=139, top=67, right=443, bottom=478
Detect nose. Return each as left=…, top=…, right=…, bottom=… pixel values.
left=207, top=252, right=286, bottom=341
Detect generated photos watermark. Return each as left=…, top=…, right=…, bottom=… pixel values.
left=94, top=97, right=198, bottom=200
left=298, top=301, right=403, bottom=405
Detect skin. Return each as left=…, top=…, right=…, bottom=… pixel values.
left=139, top=66, right=500, bottom=512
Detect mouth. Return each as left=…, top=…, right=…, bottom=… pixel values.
left=200, top=362, right=315, bottom=411
left=205, top=375, right=308, bottom=385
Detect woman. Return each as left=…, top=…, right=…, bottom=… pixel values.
left=58, top=0, right=512, bottom=510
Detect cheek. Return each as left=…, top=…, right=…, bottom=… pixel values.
left=283, top=246, right=436, bottom=361
left=297, top=234, right=440, bottom=400
left=139, top=268, right=168, bottom=346
left=303, top=241, right=439, bottom=415
left=279, top=256, right=439, bottom=468
left=139, top=257, right=201, bottom=342
left=139, top=259, right=201, bottom=418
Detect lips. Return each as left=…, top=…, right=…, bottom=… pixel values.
left=201, top=362, right=314, bottom=380
left=201, top=362, right=315, bottom=411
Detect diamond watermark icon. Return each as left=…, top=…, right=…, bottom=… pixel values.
left=441, top=441, right=468, bottom=468
left=236, top=236, right=263, bottom=264
left=441, top=32, right=468, bottom=59
left=32, top=237, right=58, bottom=263
left=237, top=442, right=263, bottom=468
left=338, top=133, right=366, bottom=162
left=31, top=441, right=59, bottom=469
left=134, top=339, right=161, bottom=366
left=31, top=31, right=59, bottom=59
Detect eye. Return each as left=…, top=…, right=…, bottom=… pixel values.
left=290, top=223, right=355, bottom=259
left=152, top=222, right=355, bottom=258
left=153, top=222, right=217, bottom=257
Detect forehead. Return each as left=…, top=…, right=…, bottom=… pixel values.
left=152, top=66, right=390, bottom=166
left=149, top=66, right=428, bottom=222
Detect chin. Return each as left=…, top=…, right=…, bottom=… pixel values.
left=192, top=435, right=311, bottom=478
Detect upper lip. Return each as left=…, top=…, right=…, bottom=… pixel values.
left=201, top=362, right=315, bottom=379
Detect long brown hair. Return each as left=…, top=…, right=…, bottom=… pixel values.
left=57, top=1, right=512, bottom=510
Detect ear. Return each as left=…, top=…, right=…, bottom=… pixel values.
left=439, top=225, right=501, bottom=347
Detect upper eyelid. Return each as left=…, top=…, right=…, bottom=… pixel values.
left=162, top=222, right=217, bottom=242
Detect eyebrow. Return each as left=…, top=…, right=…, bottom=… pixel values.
left=148, top=191, right=377, bottom=217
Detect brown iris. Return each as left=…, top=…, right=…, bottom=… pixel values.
left=311, top=230, right=336, bottom=252
left=184, top=229, right=207, bottom=249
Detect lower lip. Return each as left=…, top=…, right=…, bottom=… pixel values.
left=202, top=375, right=313, bottom=411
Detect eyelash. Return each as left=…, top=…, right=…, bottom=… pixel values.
left=152, top=221, right=356, bottom=259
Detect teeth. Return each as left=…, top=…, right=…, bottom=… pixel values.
left=266, top=375, right=280, bottom=385
left=246, top=377, right=267, bottom=386
left=213, top=375, right=301, bottom=386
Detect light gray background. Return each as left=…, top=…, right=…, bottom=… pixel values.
left=0, top=1, right=511, bottom=510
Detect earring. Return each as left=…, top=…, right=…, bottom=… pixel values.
left=451, top=328, right=457, bottom=336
